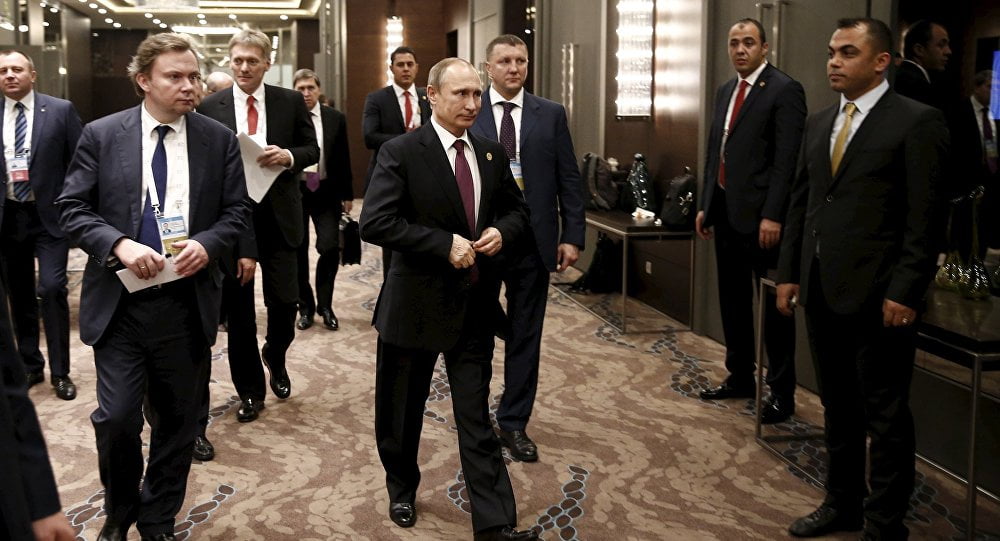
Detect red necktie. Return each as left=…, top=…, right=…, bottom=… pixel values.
left=247, top=95, right=258, bottom=135
left=403, top=91, right=413, bottom=129
left=499, top=102, right=517, bottom=161
left=453, top=140, right=476, bottom=236
left=718, top=80, right=750, bottom=188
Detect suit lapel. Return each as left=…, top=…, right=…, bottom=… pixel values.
left=477, top=92, right=499, bottom=141
left=817, top=105, right=838, bottom=190
left=730, top=65, right=770, bottom=133
left=264, top=84, right=279, bottom=143
left=470, top=135, right=495, bottom=235
left=29, top=93, right=47, bottom=167
left=418, top=126, right=469, bottom=233
left=830, top=91, right=895, bottom=188
left=211, top=89, right=238, bottom=132
left=116, top=107, right=144, bottom=236
left=519, top=93, right=540, bottom=150
left=386, top=86, right=407, bottom=131
left=186, top=114, right=207, bottom=228
left=0, top=100, right=5, bottom=173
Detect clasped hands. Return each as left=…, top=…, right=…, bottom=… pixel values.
left=776, top=283, right=917, bottom=327
left=449, top=227, right=502, bottom=269
left=114, top=238, right=209, bottom=279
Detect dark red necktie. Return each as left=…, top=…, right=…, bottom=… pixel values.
left=499, top=102, right=517, bottom=161
left=403, top=90, right=413, bottom=129
left=247, top=95, right=258, bottom=135
left=452, top=140, right=476, bottom=236
left=718, top=80, right=749, bottom=188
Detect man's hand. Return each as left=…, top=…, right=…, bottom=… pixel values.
left=776, top=283, right=800, bottom=316
left=32, top=511, right=75, bottom=541
left=449, top=234, right=476, bottom=268
left=555, top=243, right=579, bottom=273
left=343, top=200, right=354, bottom=215
left=695, top=210, right=713, bottom=240
left=171, top=239, right=208, bottom=277
left=883, top=299, right=917, bottom=328
left=236, top=257, right=257, bottom=286
left=257, top=146, right=292, bottom=168
left=113, top=238, right=166, bottom=279
left=472, top=227, right=503, bottom=257
left=759, top=218, right=782, bottom=249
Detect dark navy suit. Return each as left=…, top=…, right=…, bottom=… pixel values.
left=470, top=90, right=584, bottom=433
left=0, top=91, right=82, bottom=382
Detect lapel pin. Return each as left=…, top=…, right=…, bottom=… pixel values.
left=759, top=81, right=766, bottom=88
left=486, top=152, right=493, bottom=161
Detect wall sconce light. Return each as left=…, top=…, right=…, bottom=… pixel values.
left=386, top=16, right=403, bottom=85
left=615, top=0, right=654, bottom=118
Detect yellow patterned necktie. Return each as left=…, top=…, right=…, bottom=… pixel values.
left=831, top=102, right=857, bottom=175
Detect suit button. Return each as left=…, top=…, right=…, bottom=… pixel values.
left=826, top=195, right=833, bottom=202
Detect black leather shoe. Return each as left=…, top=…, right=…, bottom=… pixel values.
left=26, top=370, right=44, bottom=387
left=262, top=344, right=291, bottom=399
left=388, top=502, right=416, bottom=528
left=699, top=381, right=755, bottom=400
left=52, top=375, right=77, bottom=400
left=141, top=534, right=176, bottom=541
left=789, top=504, right=863, bottom=537
left=236, top=397, right=265, bottom=423
left=97, top=515, right=134, bottom=541
left=760, top=395, right=795, bottom=424
left=474, top=526, right=539, bottom=541
left=295, top=311, right=313, bottom=330
left=318, top=308, right=339, bottom=330
left=192, top=435, right=215, bottom=461
left=497, top=429, right=538, bottom=462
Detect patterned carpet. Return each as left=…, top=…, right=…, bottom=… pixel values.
left=30, top=237, right=1000, bottom=540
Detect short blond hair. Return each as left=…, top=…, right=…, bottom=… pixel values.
left=127, top=33, right=196, bottom=97
left=228, top=28, right=271, bottom=59
left=428, top=57, right=476, bottom=89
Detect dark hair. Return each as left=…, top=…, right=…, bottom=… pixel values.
left=390, top=46, right=417, bottom=64
left=293, top=68, right=320, bottom=87
left=903, top=20, right=937, bottom=60
left=486, top=34, right=528, bottom=60
left=0, top=49, right=35, bottom=70
left=837, top=17, right=892, bottom=55
left=733, top=18, right=766, bottom=44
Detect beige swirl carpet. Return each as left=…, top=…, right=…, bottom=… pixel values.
left=31, top=237, right=999, bottom=540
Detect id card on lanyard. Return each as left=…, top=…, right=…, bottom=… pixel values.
left=145, top=176, right=188, bottom=257
left=7, top=149, right=29, bottom=183
left=509, top=160, right=524, bottom=191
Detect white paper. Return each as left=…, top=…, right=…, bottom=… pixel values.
left=237, top=132, right=285, bottom=203
left=116, top=258, right=183, bottom=293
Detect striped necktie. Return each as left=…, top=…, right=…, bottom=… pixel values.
left=11, top=102, right=30, bottom=201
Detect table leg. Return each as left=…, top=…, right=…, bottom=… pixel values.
left=621, top=235, right=629, bottom=334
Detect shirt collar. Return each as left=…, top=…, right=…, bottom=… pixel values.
left=902, top=59, right=930, bottom=84
left=490, top=86, right=524, bottom=108
left=839, top=78, right=889, bottom=116
left=736, top=60, right=768, bottom=88
left=233, top=82, right=265, bottom=104
left=393, top=83, right=416, bottom=98
left=140, top=102, right=186, bottom=139
left=310, top=102, right=321, bottom=116
left=971, top=94, right=989, bottom=112
left=430, top=116, right=471, bottom=153
left=5, top=90, right=34, bottom=113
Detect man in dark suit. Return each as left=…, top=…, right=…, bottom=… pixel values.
left=0, top=50, right=83, bottom=401
left=470, top=34, right=585, bottom=461
left=894, top=19, right=951, bottom=110
left=0, top=275, right=74, bottom=541
left=360, top=57, right=537, bottom=541
left=292, top=68, right=354, bottom=332
left=695, top=19, right=806, bottom=424
left=56, top=33, right=251, bottom=541
left=198, top=29, right=318, bottom=436
left=947, top=70, right=998, bottom=254
left=776, top=18, right=946, bottom=540
left=362, top=46, right=432, bottom=275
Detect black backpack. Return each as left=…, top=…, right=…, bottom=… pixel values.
left=581, top=153, right=621, bottom=211
left=658, top=169, right=697, bottom=231
left=570, top=233, right=622, bottom=293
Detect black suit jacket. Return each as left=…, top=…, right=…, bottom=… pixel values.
left=315, top=105, right=353, bottom=205
left=947, top=97, right=998, bottom=195
left=362, top=85, right=432, bottom=191
left=359, top=124, right=529, bottom=351
left=198, top=84, right=319, bottom=256
left=893, top=61, right=941, bottom=110
left=700, top=64, right=806, bottom=234
left=57, top=107, right=252, bottom=345
left=777, top=89, right=948, bottom=313
left=0, top=276, right=60, bottom=540
left=0, top=92, right=83, bottom=237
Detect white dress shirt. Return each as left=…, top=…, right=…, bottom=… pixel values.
left=724, top=60, right=767, bottom=136
left=304, top=103, right=325, bottom=179
left=233, top=83, right=267, bottom=139
left=4, top=90, right=35, bottom=201
left=393, top=83, right=422, bottom=130
left=430, top=116, right=481, bottom=226
left=140, top=103, right=190, bottom=231
left=489, top=86, right=524, bottom=162
left=829, top=79, right=890, bottom=157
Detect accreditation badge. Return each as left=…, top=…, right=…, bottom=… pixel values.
left=986, top=138, right=998, bottom=162
left=157, top=215, right=188, bottom=257
left=509, top=160, right=524, bottom=191
left=7, top=150, right=29, bottom=183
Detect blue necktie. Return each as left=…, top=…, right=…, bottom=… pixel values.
left=11, top=102, right=30, bottom=202
left=137, top=125, right=170, bottom=252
